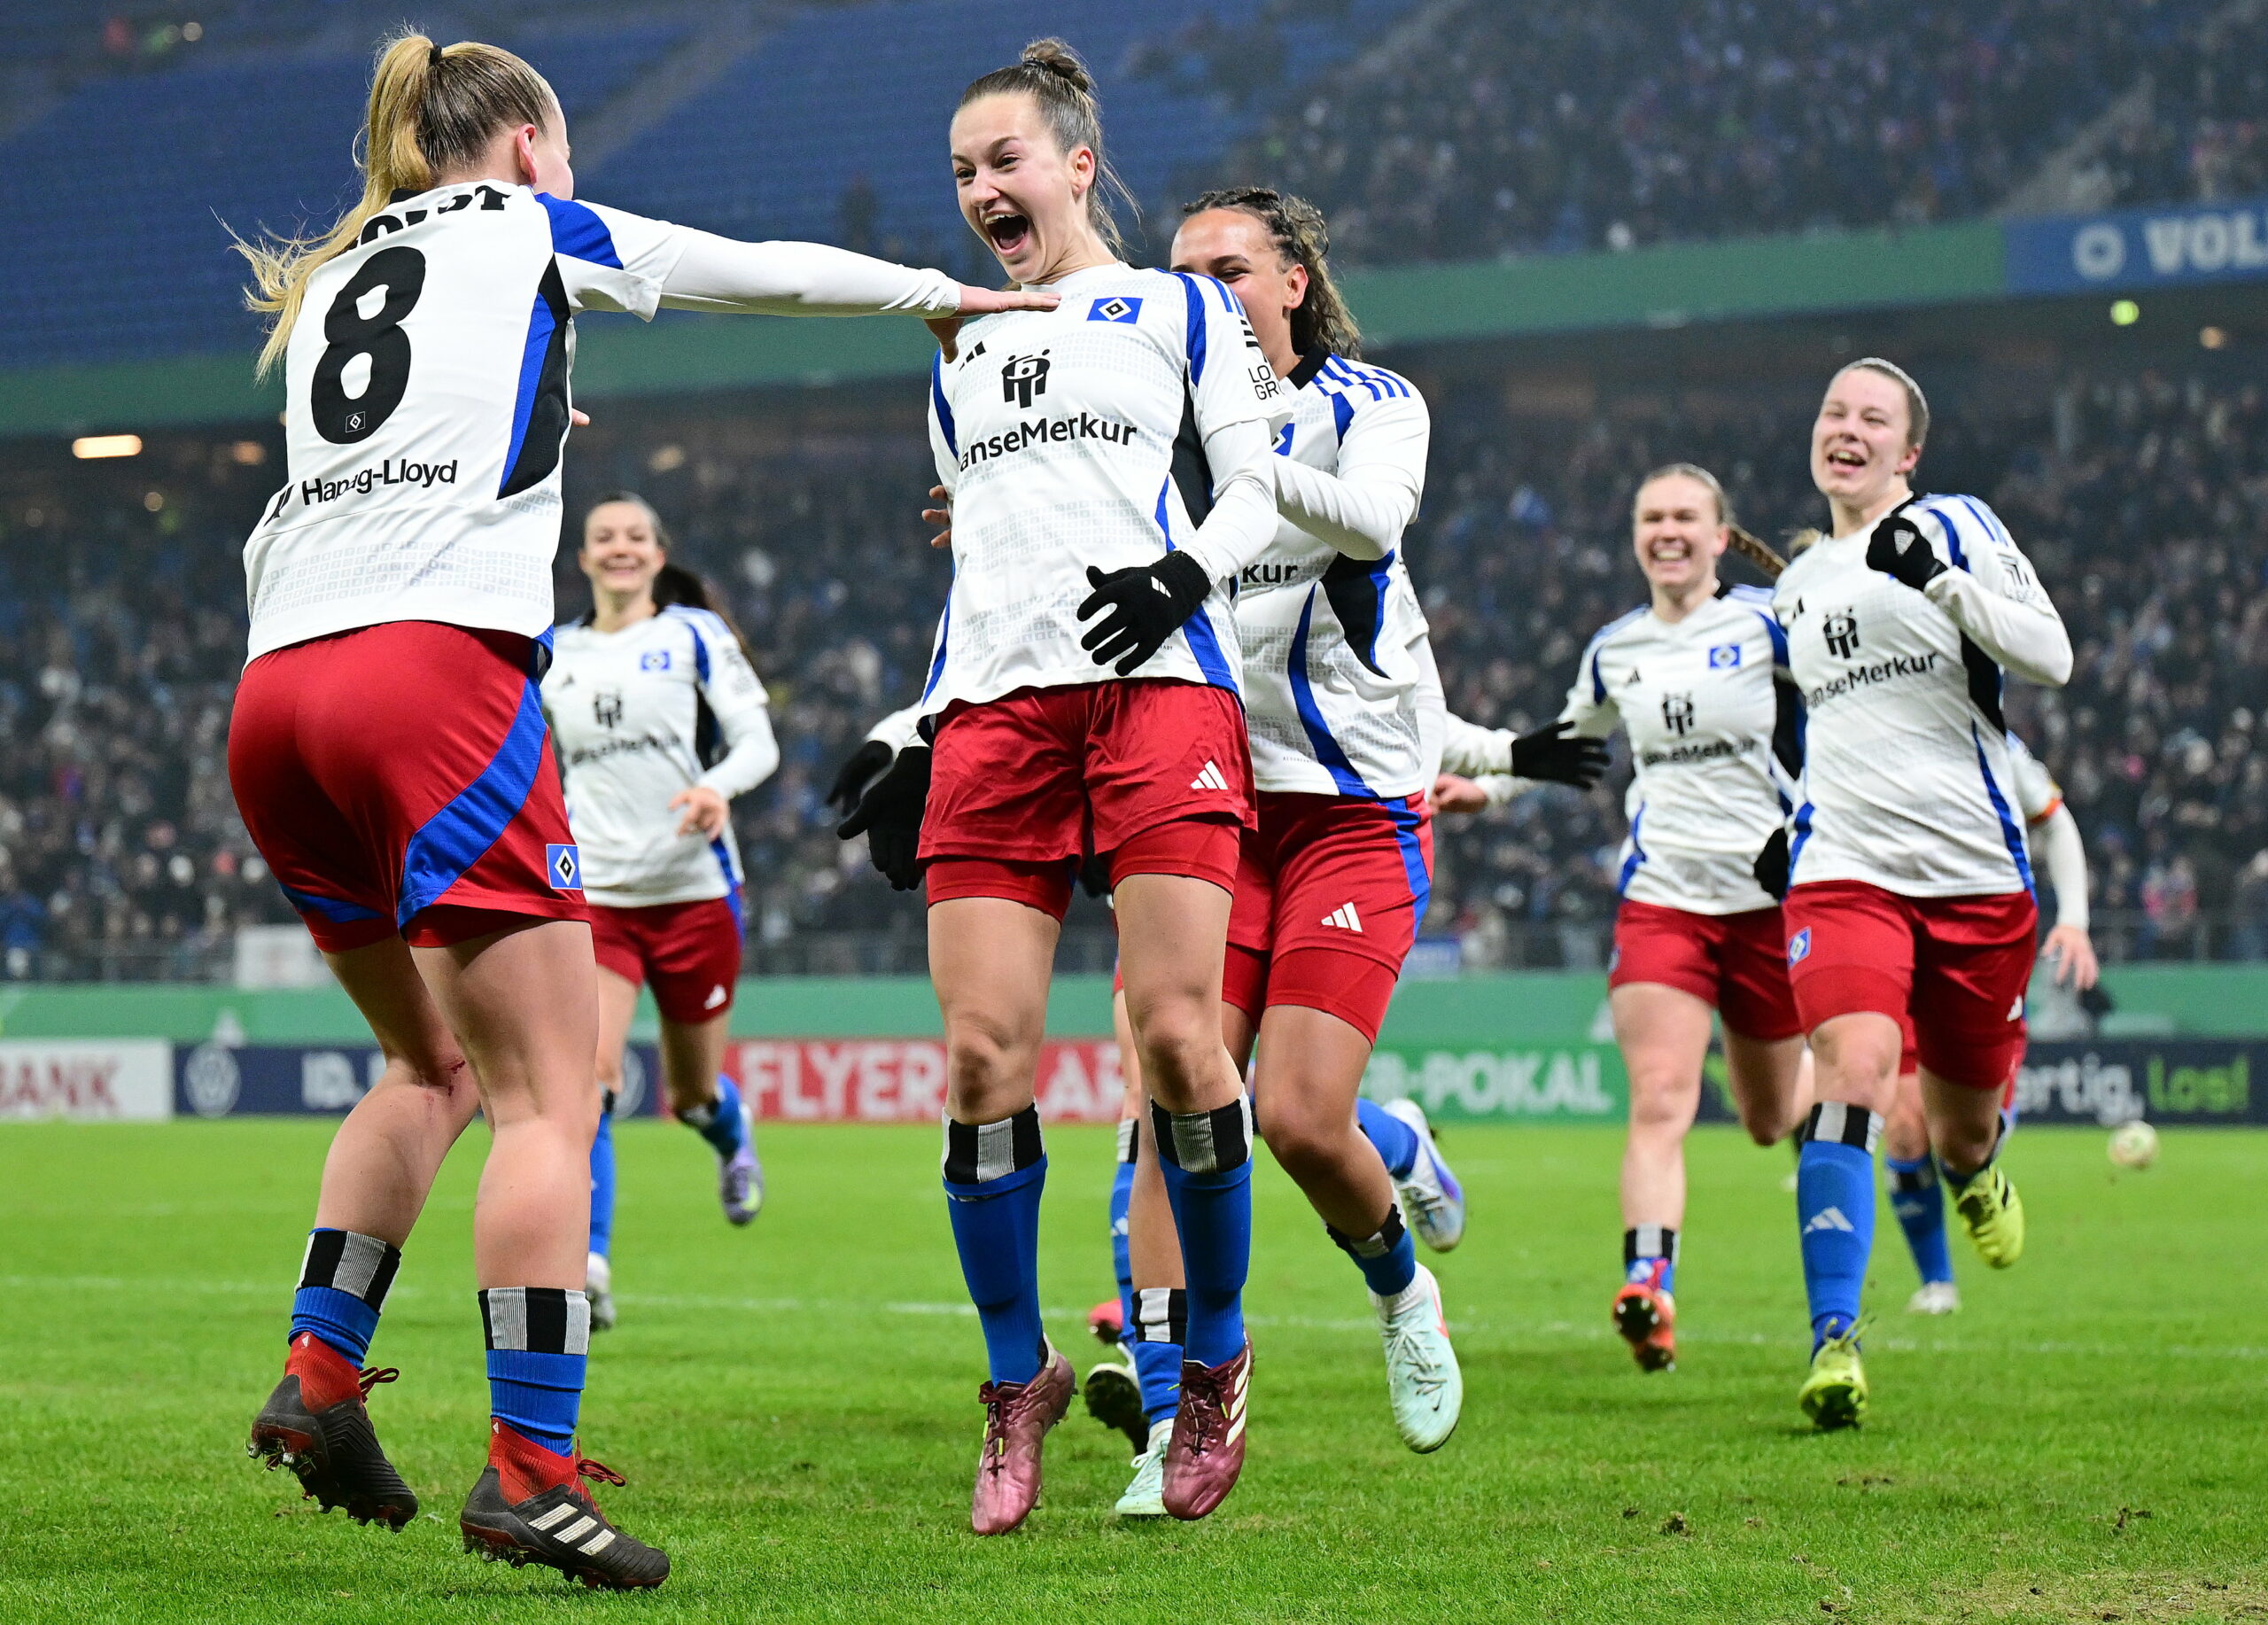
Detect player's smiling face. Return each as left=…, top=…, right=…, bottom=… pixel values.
left=1171, top=209, right=1303, bottom=376
left=951, top=94, right=1095, bottom=284
left=1631, top=472, right=1727, bottom=594
left=1812, top=367, right=1920, bottom=510
left=579, top=501, right=665, bottom=603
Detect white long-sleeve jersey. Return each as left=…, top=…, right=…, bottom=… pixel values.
left=2008, top=733, right=2090, bottom=930
left=543, top=607, right=777, bottom=909
left=920, top=265, right=1291, bottom=715
left=245, top=183, right=963, bottom=661
left=1775, top=494, right=2071, bottom=898
left=1561, top=586, right=1798, bottom=915
left=1236, top=352, right=1433, bottom=797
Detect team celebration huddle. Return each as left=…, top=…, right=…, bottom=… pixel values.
left=229, top=31, right=2080, bottom=1591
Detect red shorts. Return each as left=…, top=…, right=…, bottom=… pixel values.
left=923, top=680, right=1253, bottom=916
left=1608, top=899, right=1801, bottom=1041
left=229, top=621, right=587, bottom=952
left=1222, top=792, right=1433, bottom=1044
left=591, top=898, right=742, bottom=1025
left=1783, top=881, right=2036, bottom=1091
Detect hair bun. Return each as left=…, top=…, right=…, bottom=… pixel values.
left=1019, top=37, right=1094, bottom=94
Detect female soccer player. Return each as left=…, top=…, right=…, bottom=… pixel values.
left=1548, top=465, right=1812, bottom=1374
left=1772, top=359, right=2070, bottom=1428
left=1886, top=731, right=2094, bottom=1313
left=546, top=494, right=780, bottom=1333
left=229, top=32, right=1052, bottom=1586
left=837, top=40, right=1300, bottom=1532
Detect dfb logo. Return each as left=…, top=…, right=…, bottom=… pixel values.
left=1822, top=609, right=1860, bottom=658
left=593, top=689, right=624, bottom=728
left=1660, top=693, right=1696, bottom=737
left=1001, top=352, right=1052, bottom=408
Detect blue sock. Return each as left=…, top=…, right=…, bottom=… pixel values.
left=1110, top=1125, right=1137, bottom=1341
left=1130, top=1287, right=1186, bottom=1425
left=1150, top=1100, right=1254, bottom=1368
left=1332, top=1204, right=1418, bottom=1298
left=479, top=1287, right=589, bottom=1454
left=943, top=1108, right=1047, bottom=1387
left=291, top=1230, right=400, bottom=1366
left=587, top=1097, right=617, bottom=1260
left=1356, top=1096, right=1420, bottom=1178
left=1623, top=1225, right=1677, bottom=1296
left=1885, top=1155, right=1953, bottom=1286
left=680, top=1075, right=748, bottom=1160
left=1796, top=1104, right=1882, bottom=1349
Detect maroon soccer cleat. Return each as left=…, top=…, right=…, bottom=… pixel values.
left=247, top=1332, right=417, bottom=1529
left=1163, top=1339, right=1251, bottom=1521
left=969, top=1342, right=1076, bottom=1536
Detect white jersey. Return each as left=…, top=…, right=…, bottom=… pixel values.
left=1237, top=353, right=1433, bottom=797
left=1563, top=587, right=1796, bottom=915
left=543, top=607, right=778, bottom=908
left=245, top=183, right=960, bottom=660
left=2007, top=733, right=2062, bottom=825
left=1774, top=494, right=2071, bottom=898
left=921, top=263, right=1291, bottom=713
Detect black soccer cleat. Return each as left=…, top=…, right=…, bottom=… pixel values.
left=459, top=1424, right=669, bottom=1590
left=247, top=1333, right=418, bottom=1530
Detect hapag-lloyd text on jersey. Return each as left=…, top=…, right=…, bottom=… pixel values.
left=956, top=411, right=1138, bottom=470
left=269, top=458, right=460, bottom=519
left=1804, top=649, right=1941, bottom=710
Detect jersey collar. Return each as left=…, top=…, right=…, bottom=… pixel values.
left=1286, top=350, right=1331, bottom=390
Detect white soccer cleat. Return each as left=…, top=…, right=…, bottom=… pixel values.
left=1373, top=1264, right=1462, bottom=1453
left=1114, top=1420, right=1171, bottom=1519
left=586, top=1251, right=616, bottom=1333
left=1906, top=1280, right=1961, bottom=1316
left=1384, top=1099, right=1465, bottom=1251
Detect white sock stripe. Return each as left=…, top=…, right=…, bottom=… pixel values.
left=330, top=1232, right=392, bottom=1301
left=1811, top=1101, right=1884, bottom=1154
left=563, top=1289, right=591, bottom=1357
left=485, top=1287, right=528, bottom=1351
left=974, top=1116, right=1016, bottom=1182
left=1629, top=1223, right=1676, bottom=1261
left=1115, top=1116, right=1138, bottom=1163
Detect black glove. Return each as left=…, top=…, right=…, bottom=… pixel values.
left=1076, top=553, right=1213, bottom=676
left=1752, top=827, right=1790, bottom=901
left=825, top=738, right=894, bottom=820
left=836, top=744, right=930, bottom=891
left=1511, top=720, right=1611, bottom=789
left=1077, top=851, right=1114, bottom=899
left=1865, top=503, right=1946, bottom=592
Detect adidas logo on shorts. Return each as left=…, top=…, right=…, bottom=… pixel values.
left=704, top=984, right=728, bottom=1010
left=1191, top=760, right=1229, bottom=792
left=1321, top=903, right=1363, bottom=933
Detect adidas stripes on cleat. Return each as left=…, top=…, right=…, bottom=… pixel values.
left=1953, top=1165, right=2024, bottom=1269
left=1084, top=1358, right=1149, bottom=1455
left=247, top=1332, right=417, bottom=1530
left=459, top=1423, right=669, bottom=1590
left=1163, top=1340, right=1251, bottom=1521
left=1384, top=1099, right=1465, bottom=1251
left=971, top=1342, right=1076, bottom=1536
left=1612, top=1279, right=1678, bottom=1373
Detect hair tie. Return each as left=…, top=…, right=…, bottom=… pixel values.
left=428, top=43, right=444, bottom=67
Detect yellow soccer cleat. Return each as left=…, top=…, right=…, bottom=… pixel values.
left=1798, top=1330, right=1868, bottom=1431
left=1953, top=1164, right=2025, bottom=1269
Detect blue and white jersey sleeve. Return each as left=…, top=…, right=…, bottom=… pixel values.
left=1907, top=496, right=2071, bottom=686
left=680, top=608, right=780, bottom=801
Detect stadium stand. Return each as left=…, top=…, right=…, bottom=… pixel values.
left=4, top=355, right=2264, bottom=979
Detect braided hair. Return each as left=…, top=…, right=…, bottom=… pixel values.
left=1182, top=186, right=1362, bottom=360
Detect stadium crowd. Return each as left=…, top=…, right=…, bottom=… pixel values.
left=4, top=353, right=2264, bottom=979
left=1211, top=0, right=2228, bottom=266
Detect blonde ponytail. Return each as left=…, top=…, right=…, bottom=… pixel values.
left=236, top=32, right=557, bottom=376
left=1726, top=524, right=1789, bottom=579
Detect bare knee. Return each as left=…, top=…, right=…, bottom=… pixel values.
left=1626, top=1068, right=1697, bottom=1140
left=1252, top=1090, right=1341, bottom=1180
left=1810, top=1018, right=1899, bottom=1108
left=944, top=1010, right=1037, bottom=1121
left=1130, top=997, right=1222, bottom=1108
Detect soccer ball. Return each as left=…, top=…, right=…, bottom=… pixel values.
left=2108, top=1118, right=2159, bottom=1170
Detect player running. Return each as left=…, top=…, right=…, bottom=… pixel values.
left=1543, top=465, right=1813, bottom=1373
left=1887, top=731, right=2094, bottom=1313
left=546, top=494, right=779, bottom=1333
left=229, top=32, right=1052, bottom=1587
left=836, top=40, right=1293, bottom=1533
left=1769, top=359, right=2071, bottom=1428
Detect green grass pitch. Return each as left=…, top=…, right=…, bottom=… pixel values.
left=0, top=1119, right=2261, bottom=1623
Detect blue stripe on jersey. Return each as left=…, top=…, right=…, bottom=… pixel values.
left=500, top=288, right=558, bottom=498
left=538, top=194, right=622, bottom=268
left=930, top=352, right=958, bottom=458
left=709, top=836, right=745, bottom=930
left=396, top=673, right=548, bottom=925
left=1287, top=587, right=1373, bottom=798
left=1153, top=478, right=1237, bottom=690
left=920, top=591, right=952, bottom=703
left=1748, top=605, right=1790, bottom=666
left=1386, top=795, right=1432, bottom=929
left=276, top=882, right=384, bottom=925
left=1173, top=273, right=1208, bottom=386
left=1587, top=606, right=1651, bottom=703
left=1330, top=390, right=1354, bottom=443
left=1789, top=799, right=1815, bottom=881
left=1923, top=496, right=1969, bottom=568
left=1340, top=551, right=1394, bottom=671
left=1617, top=804, right=1649, bottom=894
left=676, top=611, right=711, bottom=684
left=1971, top=724, right=2037, bottom=896
left=1952, top=495, right=2005, bottom=558
left=1208, top=275, right=1237, bottom=313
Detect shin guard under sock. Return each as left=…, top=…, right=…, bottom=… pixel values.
left=479, top=1287, right=589, bottom=1454
left=1150, top=1097, right=1254, bottom=1368
left=1795, top=1103, right=1883, bottom=1349
left=291, top=1230, right=401, bottom=1366
left=942, top=1106, right=1047, bottom=1387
